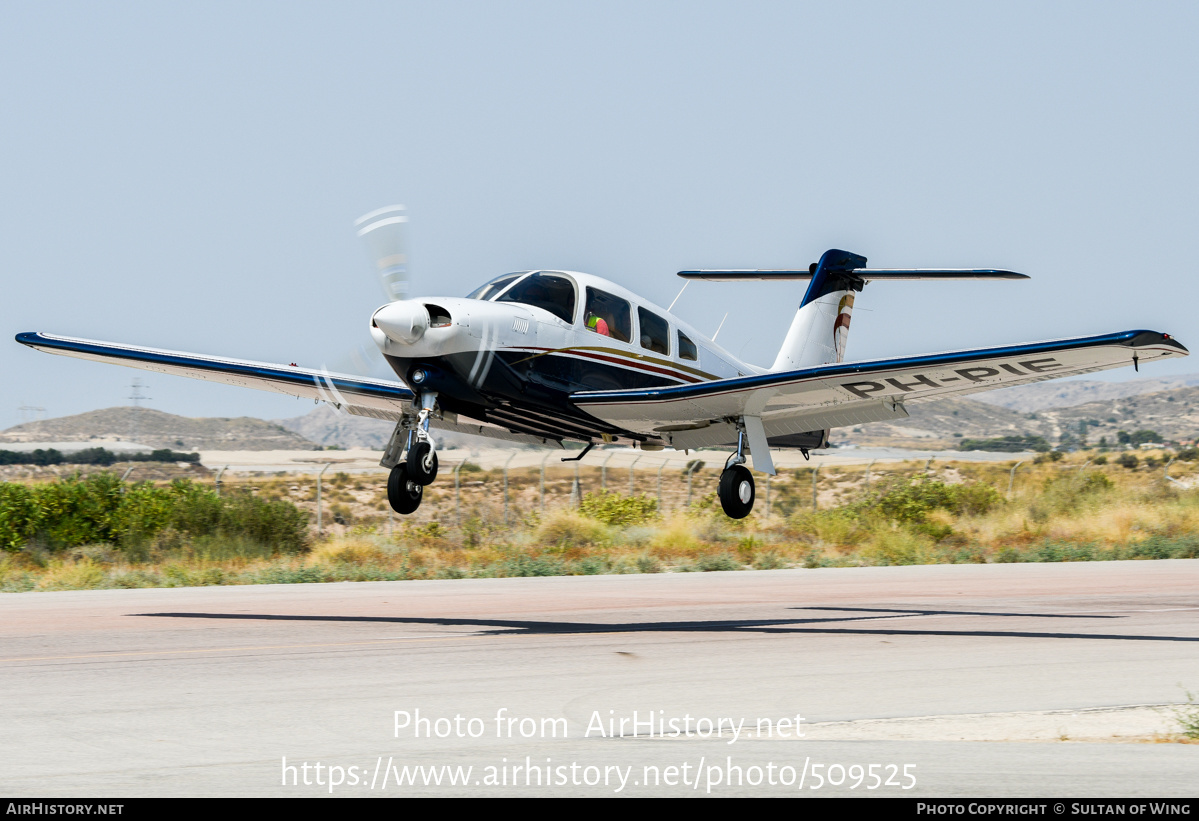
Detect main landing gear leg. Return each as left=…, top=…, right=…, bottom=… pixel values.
left=381, top=391, right=439, bottom=515
left=718, top=427, right=755, bottom=519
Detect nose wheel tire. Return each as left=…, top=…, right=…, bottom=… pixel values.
left=718, top=465, right=755, bottom=519
left=406, top=441, right=438, bottom=485
left=387, top=464, right=423, bottom=514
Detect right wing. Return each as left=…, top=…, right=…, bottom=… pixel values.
left=16, top=332, right=562, bottom=447
left=17, top=331, right=416, bottom=418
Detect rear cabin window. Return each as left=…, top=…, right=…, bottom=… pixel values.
left=497, top=273, right=576, bottom=324
left=678, top=331, right=698, bottom=361
left=583, top=288, right=632, bottom=343
left=638, top=307, right=669, bottom=355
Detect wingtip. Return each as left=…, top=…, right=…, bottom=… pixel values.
left=15, top=331, right=42, bottom=346
left=1126, top=330, right=1188, bottom=354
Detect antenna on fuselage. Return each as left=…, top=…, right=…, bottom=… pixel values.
left=711, top=312, right=729, bottom=342
left=667, top=280, right=689, bottom=313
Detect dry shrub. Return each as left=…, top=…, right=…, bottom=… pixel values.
left=307, top=538, right=389, bottom=566
left=790, top=509, right=874, bottom=550
left=858, top=529, right=934, bottom=566
left=534, top=510, right=610, bottom=548
left=36, top=558, right=105, bottom=590
left=578, top=490, right=658, bottom=526
left=645, top=515, right=705, bottom=558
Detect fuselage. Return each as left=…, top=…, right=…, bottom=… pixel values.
left=369, top=270, right=758, bottom=445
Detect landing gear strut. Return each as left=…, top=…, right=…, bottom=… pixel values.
left=381, top=391, right=439, bottom=515
left=717, top=426, right=755, bottom=519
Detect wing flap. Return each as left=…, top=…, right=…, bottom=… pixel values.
left=430, top=416, right=564, bottom=448
left=665, top=398, right=910, bottom=449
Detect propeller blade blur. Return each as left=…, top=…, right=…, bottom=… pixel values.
left=356, top=204, right=410, bottom=302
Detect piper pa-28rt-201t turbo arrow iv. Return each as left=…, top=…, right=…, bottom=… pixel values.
left=17, top=206, right=1189, bottom=518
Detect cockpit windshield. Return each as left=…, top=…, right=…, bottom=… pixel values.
left=466, top=273, right=527, bottom=301
left=497, top=272, right=576, bottom=324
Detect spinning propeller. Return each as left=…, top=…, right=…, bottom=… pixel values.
left=318, top=205, right=416, bottom=383
left=355, top=204, right=412, bottom=303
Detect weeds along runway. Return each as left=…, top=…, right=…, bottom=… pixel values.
left=3, top=561, right=1198, bottom=797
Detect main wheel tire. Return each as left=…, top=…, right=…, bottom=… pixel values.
left=387, top=464, right=423, bottom=514
left=406, top=441, right=438, bottom=485
left=718, top=465, right=755, bottom=519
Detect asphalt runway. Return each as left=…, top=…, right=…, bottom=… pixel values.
left=3, top=561, right=1198, bottom=797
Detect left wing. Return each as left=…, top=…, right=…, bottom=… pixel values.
left=571, top=330, right=1187, bottom=452
left=16, top=331, right=416, bottom=419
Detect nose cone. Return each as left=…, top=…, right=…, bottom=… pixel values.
left=373, top=301, right=429, bottom=344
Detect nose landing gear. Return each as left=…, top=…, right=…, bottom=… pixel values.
left=382, top=391, right=439, bottom=514
left=406, top=440, right=438, bottom=485
left=387, top=464, right=424, bottom=514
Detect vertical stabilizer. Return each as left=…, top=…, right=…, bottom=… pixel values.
left=770, top=249, right=866, bottom=371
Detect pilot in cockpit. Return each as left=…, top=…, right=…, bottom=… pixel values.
left=586, top=312, right=610, bottom=337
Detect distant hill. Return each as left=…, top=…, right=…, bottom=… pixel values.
left=278, top=383, right=1199, bottom=452
left=10, top=380, right=1195, bottom=457
left=833, top=385, right=1199, bottom=449
left=275, top=404, right=394, bottom=449
left=1031, top=386, right=1199, bottom=445
left=0, top=407, right=321, bottom=451
left=970, top=373, right=1199, bottom=412
left=831, top=396, right=1037, bottom=449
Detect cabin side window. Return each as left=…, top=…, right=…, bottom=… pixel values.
left=583, top=288, right=632, bottom=343
left=497, top=273, right=576, bottom=324
left=638, top=307, right=669, bottom=355
left=678, top=331, right=698, bottom=361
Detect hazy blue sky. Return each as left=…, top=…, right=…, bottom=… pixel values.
left=3, top=1, right=1196, bottom=428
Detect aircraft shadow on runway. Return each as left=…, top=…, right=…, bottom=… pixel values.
left=133, top=607, right=1199, bottom=643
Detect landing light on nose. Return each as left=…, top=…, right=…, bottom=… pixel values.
left=372, top=301, right=429, bottom=344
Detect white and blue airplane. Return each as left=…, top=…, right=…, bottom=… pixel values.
left=17, top=206, right=1188, bottom=518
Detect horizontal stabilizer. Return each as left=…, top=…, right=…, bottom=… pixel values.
left=677, top=268, right=1027, bottom=281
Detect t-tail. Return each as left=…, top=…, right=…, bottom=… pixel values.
left=678, top=250, right=1029, bottom=373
